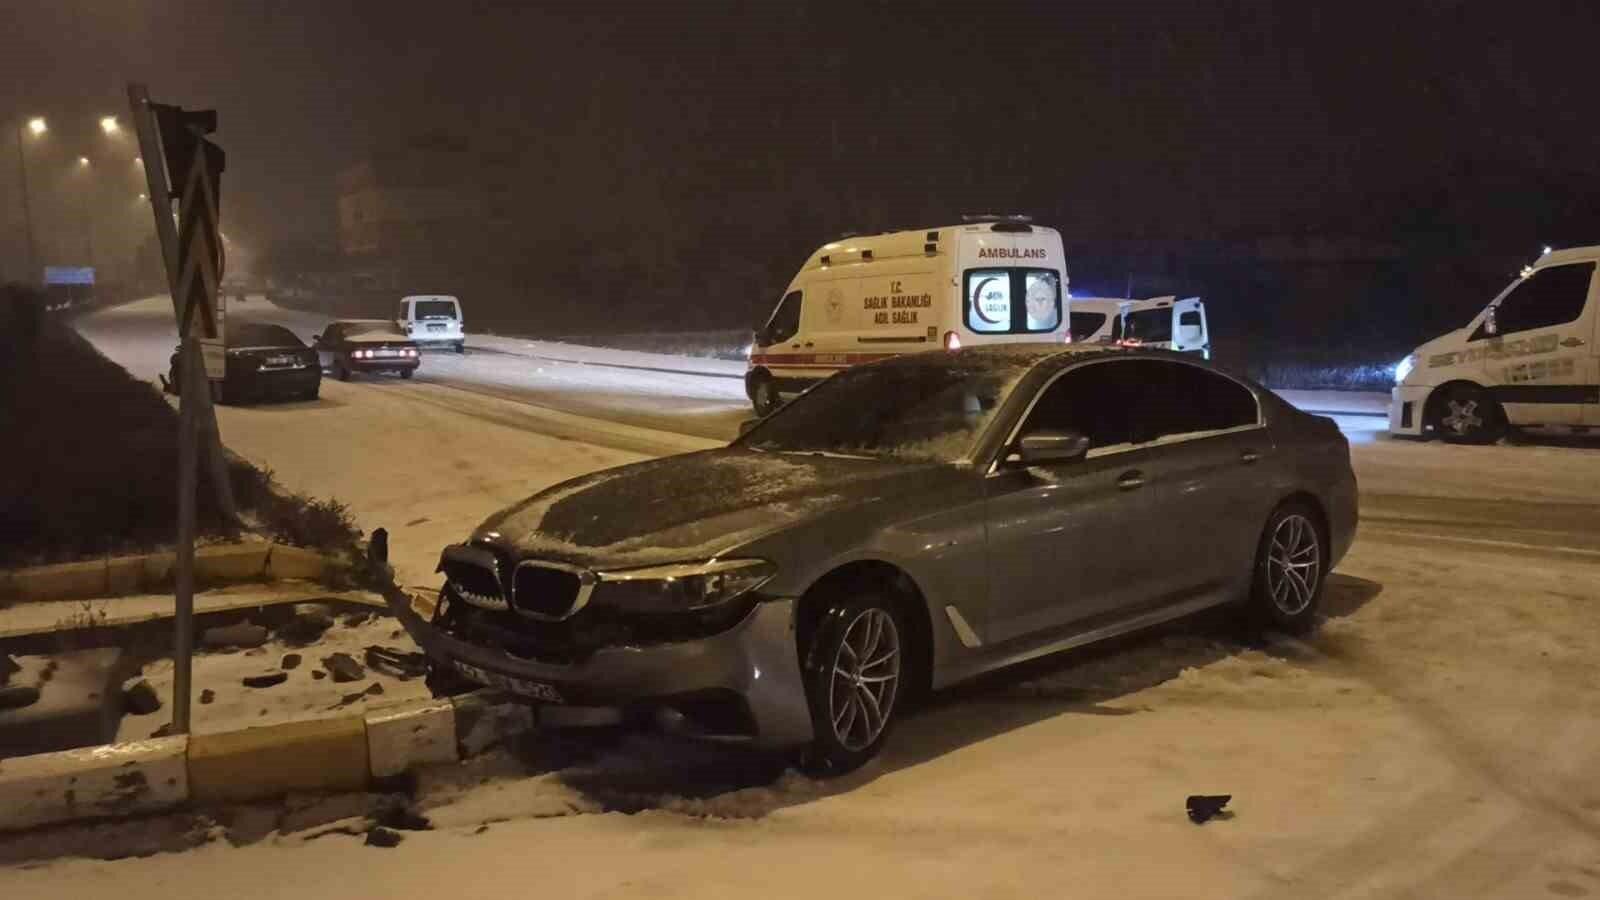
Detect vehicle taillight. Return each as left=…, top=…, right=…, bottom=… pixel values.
left=943, top=331, right=961, bottom=351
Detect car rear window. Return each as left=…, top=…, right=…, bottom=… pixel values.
left=964, top=269, right=1061, bottom=334
left=228, top=323, right=302, bottom=347
left=1123, top=307, right=1172, bottom=343
left=415, top=300, right=458, bottom=319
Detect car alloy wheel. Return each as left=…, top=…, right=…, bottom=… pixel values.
left=827, top=608, right=901, bottom=752
left=1265, top=513, right=1321, bottom=617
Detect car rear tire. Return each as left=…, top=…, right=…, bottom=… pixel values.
left=798, top=592, right=906, bottom=776
left=400, top=368, right=415, bottom=379
left=750, top=373, right=781, bottom=417
left=1432, top=383, right=1504, bottom=445
left=1244, top=501, right=1327, bottom=634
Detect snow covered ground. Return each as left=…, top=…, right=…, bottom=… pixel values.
left=20, top=295, right=1597, bottom=897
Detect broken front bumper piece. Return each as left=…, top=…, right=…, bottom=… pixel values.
left=386, top=590, right=815, bottom=748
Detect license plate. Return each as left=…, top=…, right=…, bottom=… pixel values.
left=452, top=661, right=564, bottom=703
left=265, top=354, right=298, bottom=367
left=427, top=323, right=445, bottom=331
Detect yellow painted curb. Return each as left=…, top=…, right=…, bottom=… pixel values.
left=188, top=716, right=369, bottom=804
left=0, top=544, right=348, bottom=605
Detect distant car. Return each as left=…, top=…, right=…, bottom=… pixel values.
left=165, top=321, right=320, bottom=404
left=392, top=345, right=1357, bottom=774
left=395, top=294, right=465, bottom=353
left=313, top=320, right=420, bottom=380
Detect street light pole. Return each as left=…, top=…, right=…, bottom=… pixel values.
left=14, top=121, right=39, bottom=284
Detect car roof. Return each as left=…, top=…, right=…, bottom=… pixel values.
left=868, top=342, right=1122, bottom=371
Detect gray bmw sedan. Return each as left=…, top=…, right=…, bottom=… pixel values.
left=390, top=346, right=1357, bottom=773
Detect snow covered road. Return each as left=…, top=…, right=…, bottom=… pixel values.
left=24, top=295, right=1599, bottom=898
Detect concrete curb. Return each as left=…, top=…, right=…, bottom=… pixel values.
left=0, top=691, right=526, bottom=832
left=0, top=543, right=342, bottom=606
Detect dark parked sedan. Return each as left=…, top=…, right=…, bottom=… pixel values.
left=165, top=322, right=320, bottom=403
left=390, top=346, right=1357, bottom=773
left=313, top=320, right=420, bottom=380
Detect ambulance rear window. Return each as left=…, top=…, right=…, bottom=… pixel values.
left=964, top=268, right=1061, bottom=335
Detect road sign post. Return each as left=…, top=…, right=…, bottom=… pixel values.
left=127, top=83, right=239, bottom=734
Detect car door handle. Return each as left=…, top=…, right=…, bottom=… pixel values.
left=1116, top=470, right=1146, bottom=491
left=1240, top=450, right=1261, bottom=465
left=1560, top=337, right=1586, bottom=348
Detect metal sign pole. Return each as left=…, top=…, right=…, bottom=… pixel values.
left=127, top=84, right=236, bottom=734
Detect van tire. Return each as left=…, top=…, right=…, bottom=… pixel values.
left=1432, top=383, right=1504, bottom=445
left=750, top=373, right=781, bottom=417
left=455, top=342, right=466, bottom=354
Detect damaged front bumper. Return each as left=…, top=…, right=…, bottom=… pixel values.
left=386, top=590, right=815, bottom=748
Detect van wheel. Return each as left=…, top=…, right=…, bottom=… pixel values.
left=750, top=374, right=781, bottom=417
left=798, top=592, right=906, bottom=776
left=1432, top=384, right=1504, bottom=445
left=455, top=342, right=466, bottom=354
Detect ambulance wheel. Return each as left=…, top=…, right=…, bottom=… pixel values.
left=1432, top=383, right=1504, bottom=445
left=751, top=373, right=781, bottom=417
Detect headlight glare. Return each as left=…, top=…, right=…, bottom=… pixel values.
left=1394, top=354, right=1415, bottom=384
left=595, top=558, right=774, bottom=611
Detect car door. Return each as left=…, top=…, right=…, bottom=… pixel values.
left=1471, top=261, right=1597, bottom=426
left=1136, top=360, right=1274, bottom=596
left=981, top=358, right=1178, bottom=644
left=314, top=324, right=340, bottom=369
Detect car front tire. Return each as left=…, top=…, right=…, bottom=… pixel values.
left=400, top=368, right=415, bottom=379
left=799, top=592, right=906, bottom=775
left=1245, top=501, right=1327, bottom=634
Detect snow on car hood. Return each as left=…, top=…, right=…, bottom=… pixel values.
left=473, top=448, right=945, bottom=568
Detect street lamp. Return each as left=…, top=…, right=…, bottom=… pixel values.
left=99, top=116, right=120, bottom=135
left=14, top=117, right=46, bottom=282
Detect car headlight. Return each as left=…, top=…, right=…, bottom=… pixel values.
left=594, top=558, right=775, bottom=612
left=1393, top=354, right=1415, bottom=385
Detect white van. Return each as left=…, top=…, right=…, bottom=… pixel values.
left=1067, top=295, right=1210, bottom=358
left=396, top=294, right=466, bottom=353
left=1390, top=245, right=1600, bottom=443
left=745, top=221, right=1069, bottom=414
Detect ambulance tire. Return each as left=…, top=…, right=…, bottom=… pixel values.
left=1432, top=383, right=1504, bottom=445
left=751, top=373, right=781, bottom=417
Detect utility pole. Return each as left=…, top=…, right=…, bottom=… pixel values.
left=14, top=121, right=39, bottom=283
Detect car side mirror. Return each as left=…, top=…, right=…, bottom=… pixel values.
left=1013, top=429, right=1090, bottom=465
left=737, top=417, right=761, bottom=436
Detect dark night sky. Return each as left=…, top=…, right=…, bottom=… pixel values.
left=4, top=1, right=1599, bottom=268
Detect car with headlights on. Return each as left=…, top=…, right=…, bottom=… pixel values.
left=390, top=345, right=1357, bottom=773
left=164, top=321, right=320, bottom=403
left=312, top=319, right=420, bottom=380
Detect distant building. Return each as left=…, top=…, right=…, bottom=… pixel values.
left=335, top=134, right=515, bottom=270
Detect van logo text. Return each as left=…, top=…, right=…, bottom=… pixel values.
left=977, top=247, right=1046, bottom=259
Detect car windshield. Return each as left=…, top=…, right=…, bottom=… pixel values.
left=743, top=362, right=1021, bottom=463
left=415, top=300, right=457, bottom=319
left=228, top=323, right=302, bottom=347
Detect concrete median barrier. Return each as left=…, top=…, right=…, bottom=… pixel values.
left=0, top=693, right=530, bottom=832
left=0, top=543, right=346, bottom=606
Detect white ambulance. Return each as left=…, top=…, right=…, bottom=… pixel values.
left=745, top=220, right=1069, bottom=415
left=1067, top=295, right=1210, bottom=358
left=1390, top=245, right=1600, bottom=443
